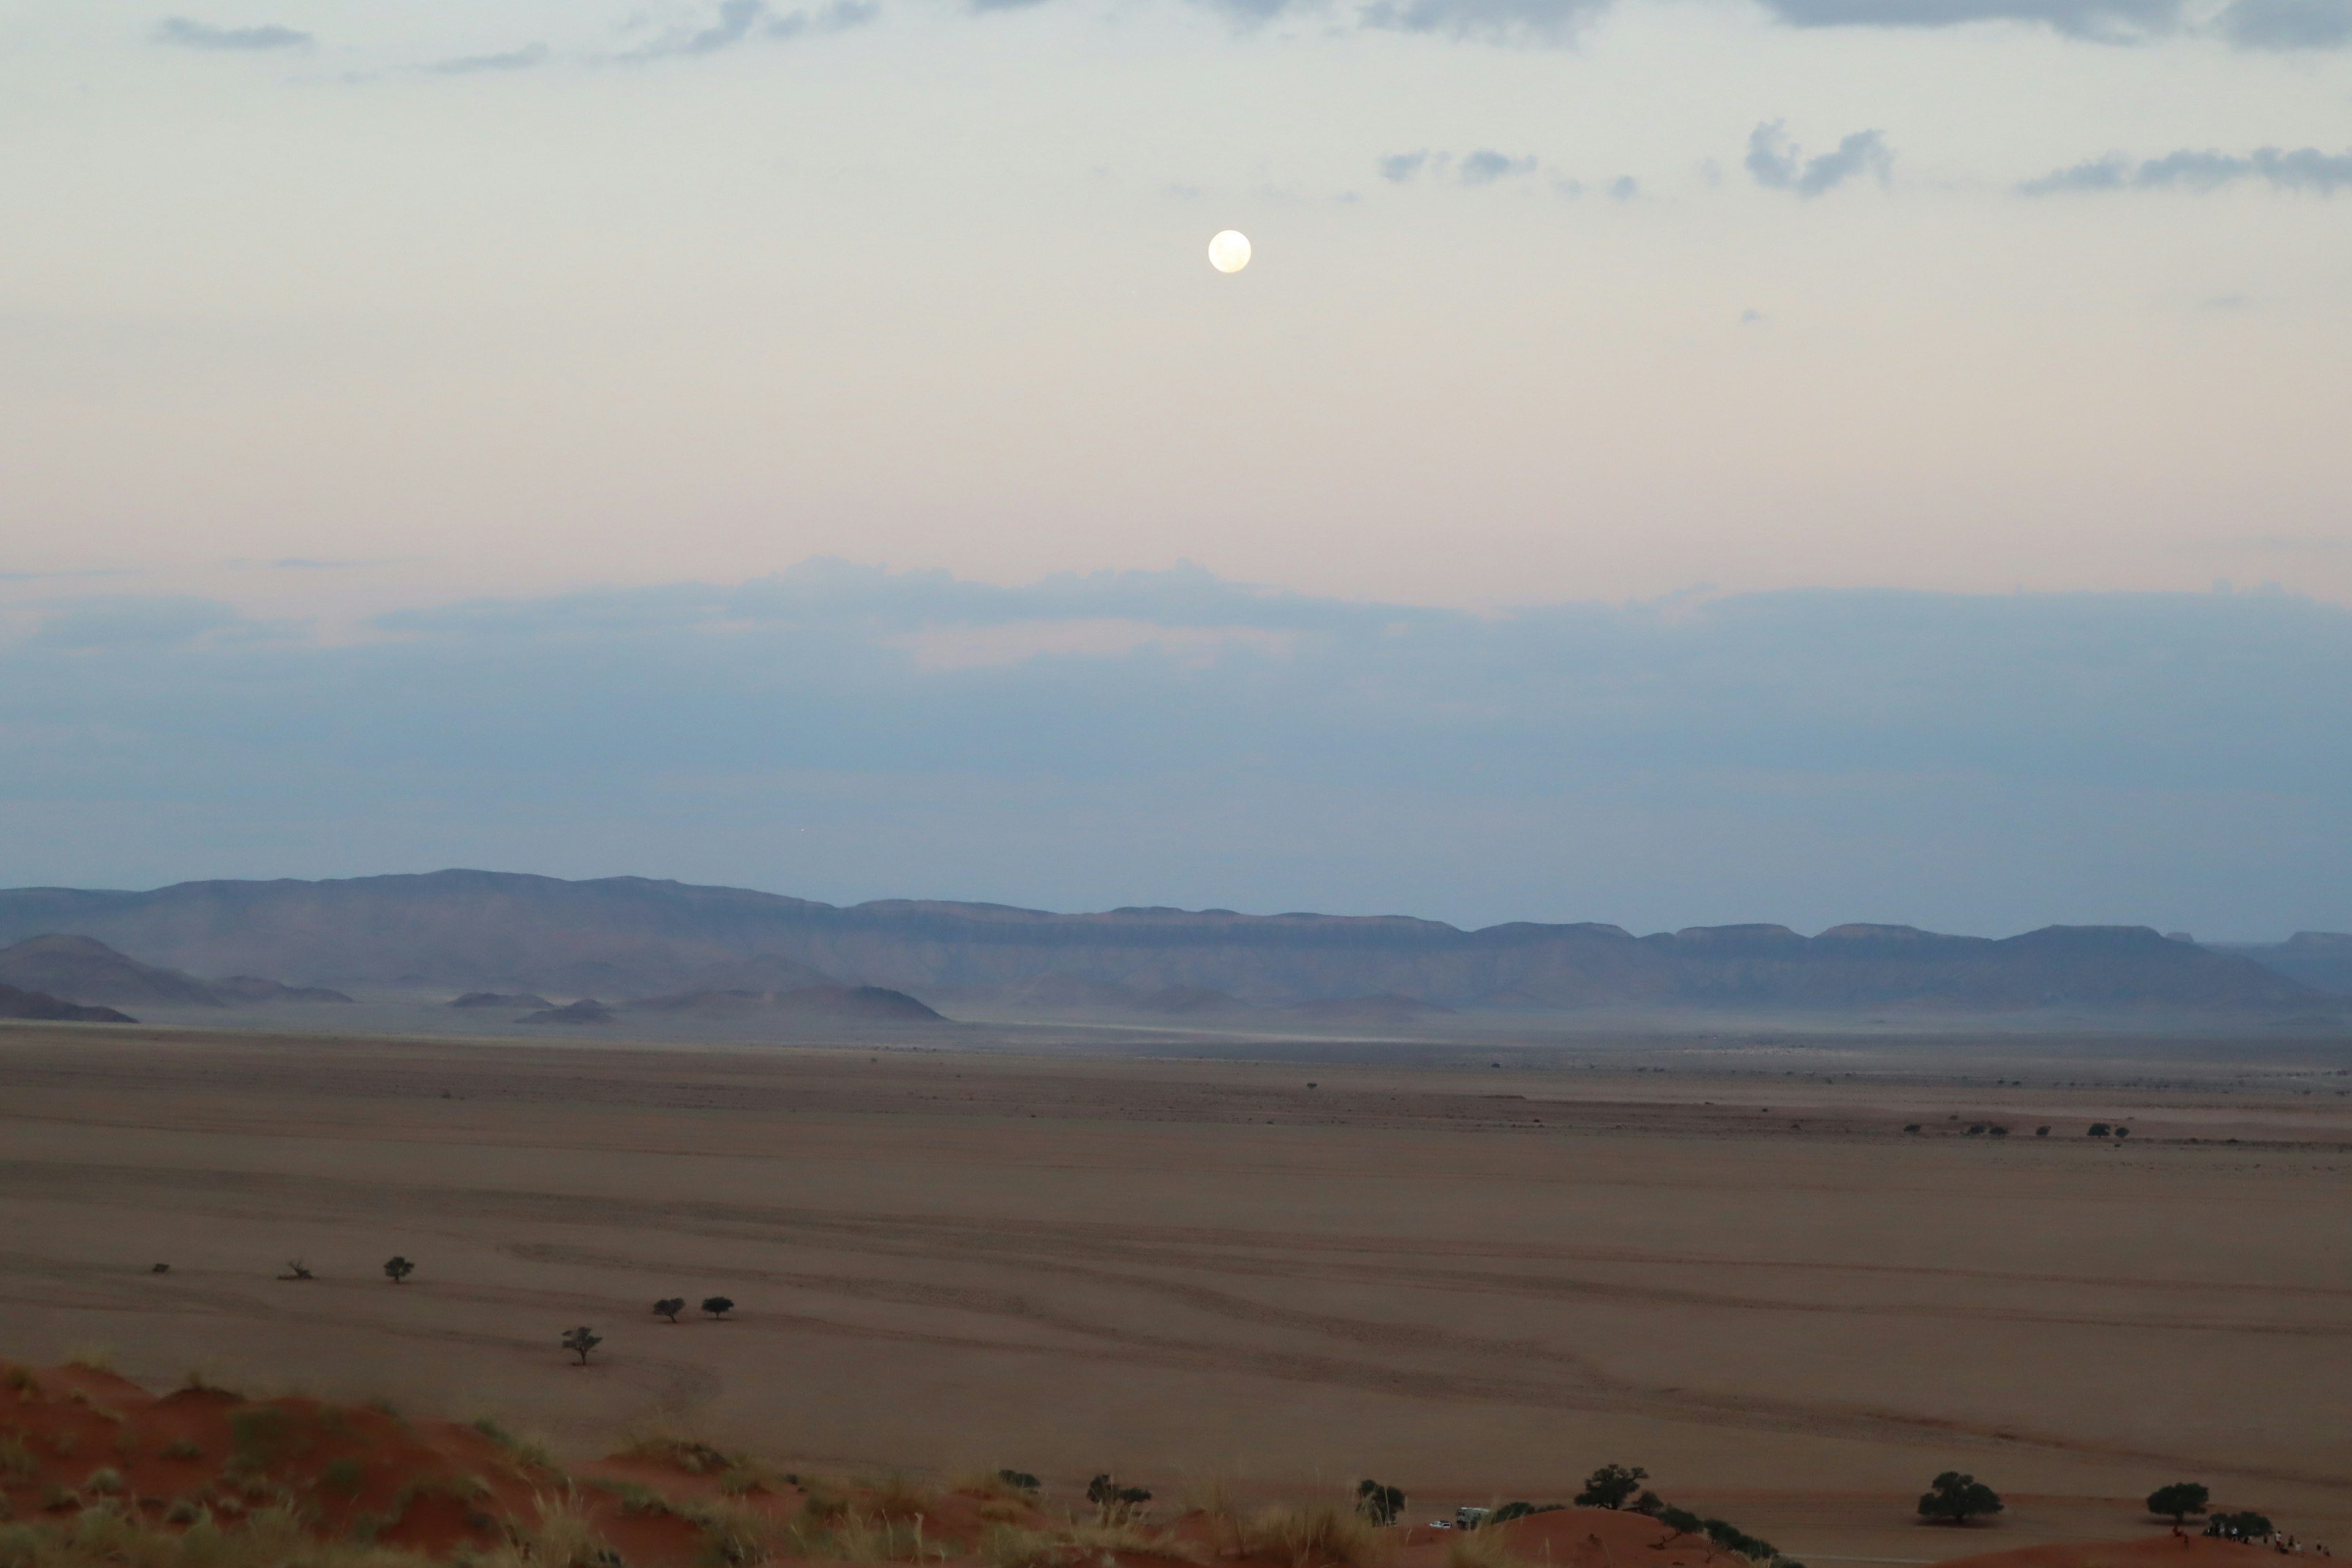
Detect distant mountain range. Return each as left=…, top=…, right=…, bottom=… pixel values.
left=0, top=870, right=2338, bottom=1017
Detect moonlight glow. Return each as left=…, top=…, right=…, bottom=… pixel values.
left=1208, top=231, right=1251, bottom=274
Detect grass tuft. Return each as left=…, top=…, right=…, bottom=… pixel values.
left=1241, top=1504, right=1383, bottom=1568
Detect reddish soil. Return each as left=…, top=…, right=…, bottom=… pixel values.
left=1939, top=1537, right=2321, bottom=1568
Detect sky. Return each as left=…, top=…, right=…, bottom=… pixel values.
left=2, top=1, right=2349, bottom=933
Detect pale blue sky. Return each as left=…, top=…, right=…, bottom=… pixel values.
left=2, top=4, right=2349, bottom=929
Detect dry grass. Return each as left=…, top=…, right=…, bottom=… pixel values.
left=0, top=1503, right=440, bottom=1568
left=865, top=1476, right=937, bottom=1522
left=1240, top=1505, right=1384, bottom=1568
left=60, top=1348, right=113, bottom=1375
left=951, top=1469, right=1041, bottom=1508
left=0, top=1435, right=39, bottom=1481
left=685, top=1499, right=773, bottom=1567
left=1446, top=1529, right=1527, bottom=1568
left=522, top=1489, right=617, bottom=1568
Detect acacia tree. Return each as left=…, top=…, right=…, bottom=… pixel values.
left=561, top=1326, right=602, bottom=1366
left=1576, top=1464, right=1651, bottom=1510
left=701, top=1296, right=735, bottom=1320
left=1917, top=1472, right=2003, bottom=1525
left=2147, top=1485, right=2210, bottom=1525
left=383, top=1256, right=415, bottom=1284
left=654, top=1298, right=686, bottom=1322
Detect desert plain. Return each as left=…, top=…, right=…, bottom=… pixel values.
left=2, top=1019, right=2348, bottom=1563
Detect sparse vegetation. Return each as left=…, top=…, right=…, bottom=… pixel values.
left=162, top=1438, right=203, bottom=1461
left=700, top=1297, right=735, bottom=1321
left=227, top=1406, right=295, bottom=1473
left=1355, top=1479, right=1405, bottom=1526
left=1, top=1434, right=38, bottom=1479
left=1085, top=1473, right=1152, bottom=1526
left=2088, top=1123, right=2111, bottom=1137
left=1575, top=1463, right=1649, bottom=1510
left=654, top=1298, right=687, bottom=1323
left=79, top=1469, right=123, bottom=1497
left=279, top=1261, right=315, bottom=1282
left=322, top=1458, right=367, bottom=1495
left=61, top=1348, right=113, bottom=1374
left=1239, top=1502, right=1379, bottom=1567
left=383, top=1257, right=415, bottom=1285
left=2147, top=1482, right=2209, bottom=1523
left=1917, top=1471, right=2002, bottom=1525
left=560, top=1327, right=601, bottom=1366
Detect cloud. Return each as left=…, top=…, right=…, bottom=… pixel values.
left=2215, top=0, right=2352, bottom=47
left=429, top=43, right=551, bottom=74
left=1746, top=122, right=1893, bottom=197
left=1751, top=0, right=2184, bottom=40
left=1357, top=0, right=1611, bottom=44
left=153, top=17, right=312, bottom=50
left=621, top=0, right=875, bottom=58
left=2021, top=145, right=2352, bottom=194
left=1379, top=149, right=1541, bottom=186
left=1380, top=151, right=1435, bottom=183
left=1458, top=149, right=1539, bottom=184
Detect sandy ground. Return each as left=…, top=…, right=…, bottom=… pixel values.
left=1, top=1020, right=2346, bottom=1563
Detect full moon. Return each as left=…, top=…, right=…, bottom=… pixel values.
left=1207, top=230, right=1251, bottom=274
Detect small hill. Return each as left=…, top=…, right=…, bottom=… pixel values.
left=628, top=984, right=947, bottom=1025
left=209, top=975, right=356, bottom=1004
left=448, top=990, right=552, bottom=1009
left=519, top=998, right=616, bottom=1025
left=0, top=933, right=223, bottom=1006
left=0, top=981, right=134, bottom=1023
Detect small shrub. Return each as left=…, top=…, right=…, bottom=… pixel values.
left=1356, top=1480, right=1406, bottom=1526
left=164, top=1498, right=205, bottom=1525
left=654, top=1298, right=687, bottom=1323
left=81, top=1468, right=124, bottom=1497
left=0, top=1435, right=37, bottom=1480
left=162, top=1438, right=204, bottom=1461
left=701, top=1297, right=735, bottom=1321
left=228, top=1406, right=295, bottom=1472
left=62, top=1346, right=115, bottom=1373
left=323, top=1458, right=368, bottom=1496
left=718, top=1469, right=764, bottom=1497
left=1486, top=1502, right=1560, bottom=1526
left=2088, top=1123, right=2111, bottom=1137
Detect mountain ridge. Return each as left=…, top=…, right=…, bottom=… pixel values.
left=0, top=870, right=2326, bottom=1014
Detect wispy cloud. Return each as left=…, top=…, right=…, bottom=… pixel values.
left=1746, top=122, right=1893, bottom=197
left=428, top=43, right=551, bottom=74
left=153, top=17, right=312, bottom=50
left=1379, top=149, right=1542, bottom=186
left=2214, top=0, right=2352, bottom=48
left=1356, top=0, right=1611, bottom=44
left=1751, top=0, right=2184, bottom=41
left=2021, top=145, right=2352, bottom=194
left=620, top=0, right=876, bottom=59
